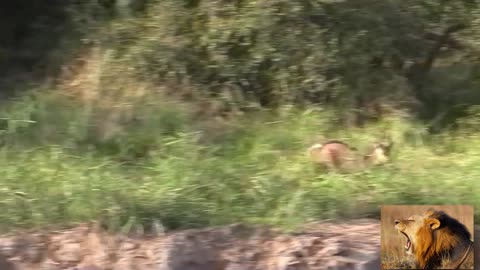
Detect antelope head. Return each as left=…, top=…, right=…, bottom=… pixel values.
left=364, top=140, right=393, bottom=165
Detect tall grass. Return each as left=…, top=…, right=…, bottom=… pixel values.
left=0, top=90, right=480, bottom=233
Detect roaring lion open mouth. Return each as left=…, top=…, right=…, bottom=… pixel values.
left=400, top=232, right=412, bottom=251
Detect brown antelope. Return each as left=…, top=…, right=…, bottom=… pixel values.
left=308, top=139, right=393, bottom=172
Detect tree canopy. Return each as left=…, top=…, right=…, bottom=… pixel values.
left=1, top=0, right=480, bottom=129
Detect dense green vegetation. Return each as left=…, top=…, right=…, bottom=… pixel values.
left=1, top=0, right=480, bottom=232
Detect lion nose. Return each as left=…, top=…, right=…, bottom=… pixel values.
left=394, top=219, right=400, bottom=225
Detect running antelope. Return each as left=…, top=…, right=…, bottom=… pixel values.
left=308, top=140, right=393, bottom=172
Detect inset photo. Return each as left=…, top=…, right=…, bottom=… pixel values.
left=381, top=205, right=474, bottom=270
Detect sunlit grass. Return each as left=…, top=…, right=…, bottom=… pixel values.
left=0, top=92, right=479, bottom=233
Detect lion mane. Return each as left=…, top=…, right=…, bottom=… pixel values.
left=395, top=209, right=474, bottom=269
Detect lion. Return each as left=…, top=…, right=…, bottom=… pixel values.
left=394, top=209, right=474, bottom=269
left=307, top=139, right=392, bottom=172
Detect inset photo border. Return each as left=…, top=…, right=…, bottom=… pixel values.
left=381, top=205, right=474, bottom=270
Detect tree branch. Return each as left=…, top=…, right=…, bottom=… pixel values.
left=405, top=23, right=467, bottom=110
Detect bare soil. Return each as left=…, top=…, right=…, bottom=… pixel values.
left=0, top=219, right=382, bottom=270
left=4, top=218, right=478, bottom=270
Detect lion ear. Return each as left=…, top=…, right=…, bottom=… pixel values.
left=428, top=218, right=441, bottom=230
left=423, top=209, right=436, bottom=217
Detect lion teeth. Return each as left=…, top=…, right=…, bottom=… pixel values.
left=405, top=239, right=411, bottom=250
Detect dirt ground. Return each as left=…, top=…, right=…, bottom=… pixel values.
left=0, top=219, right=381, bottom=270
left=0, top=219, right=478, bottom=270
